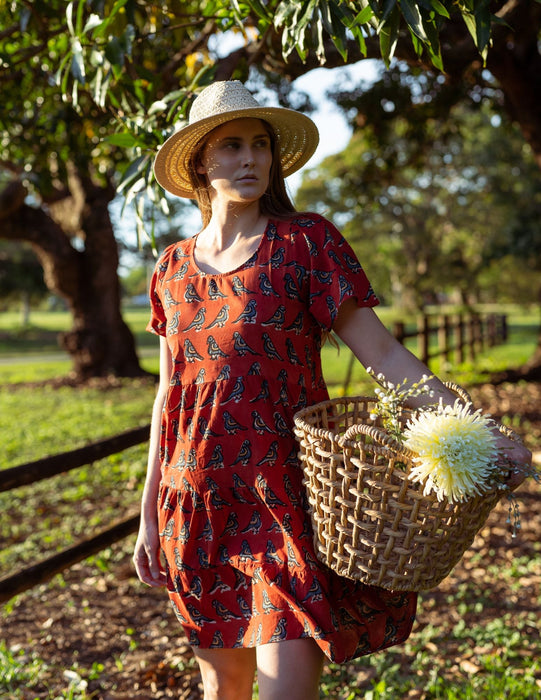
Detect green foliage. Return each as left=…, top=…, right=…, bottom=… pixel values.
left=0, top=640, right=42, bottom=692
left=1, top=0, right=510, bottom=243
left=0, top=242, right=48, bottom=303
left=296, top=72, right=541, bottom=310
left=0, top=638, right=104, bottom=699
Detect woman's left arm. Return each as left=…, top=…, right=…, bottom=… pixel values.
left=333, top=301, right=453, bottom=405
left=333, top=301, right=532, bottom=488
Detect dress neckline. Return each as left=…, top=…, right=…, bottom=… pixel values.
left=190, top=220, right=270, bottom=277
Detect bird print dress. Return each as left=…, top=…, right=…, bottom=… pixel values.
left=147, top=213, right=417, bottom=663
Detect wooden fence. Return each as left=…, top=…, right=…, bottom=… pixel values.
left=393, top=312, right=507, bottom=366
left=0, top=426, right=150, bottom=604
left=342, top=311, right=507, bottom=393
left=1, top=311, right=508, bottom=603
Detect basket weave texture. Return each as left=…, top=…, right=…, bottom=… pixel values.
left=293, top=393, right=508, bottom=592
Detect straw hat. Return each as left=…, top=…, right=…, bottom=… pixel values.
left=153, top=80, right=319, bottom=198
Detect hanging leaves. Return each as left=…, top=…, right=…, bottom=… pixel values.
left=2, top=0, right=508, bottom=247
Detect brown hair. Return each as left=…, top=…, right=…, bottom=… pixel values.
left=187, top=120, right=297, bottom=227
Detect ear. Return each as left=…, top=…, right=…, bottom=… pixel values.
left=196, top=161, right=207, bottom=175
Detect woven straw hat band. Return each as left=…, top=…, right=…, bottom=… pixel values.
left=153, top=81, right=319, bottom=199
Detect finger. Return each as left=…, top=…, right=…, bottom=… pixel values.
left=148, top=556, right=167, bottom=586
left=134, top=554, right=166, bottom=587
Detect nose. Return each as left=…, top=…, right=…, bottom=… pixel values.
left=241, top=146, right=255, bottom=167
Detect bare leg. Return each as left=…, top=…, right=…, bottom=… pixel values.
left=192, top=646, right=257, bottom=700
left=256, top=638, right=324, bottom=700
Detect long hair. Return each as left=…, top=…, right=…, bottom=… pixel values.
left=187, top=120, right=297, bottom=227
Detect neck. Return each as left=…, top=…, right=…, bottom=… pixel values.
left=204, top=200, right=263, bottom=245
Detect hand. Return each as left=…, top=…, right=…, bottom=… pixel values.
left=133, top=518, right=167, bottom=587
left=495, top=433, right=533, bottom=492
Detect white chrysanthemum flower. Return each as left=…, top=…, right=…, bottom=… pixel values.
left=403, top=399, right=499, bottom=503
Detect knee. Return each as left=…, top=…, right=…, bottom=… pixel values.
left=195, top=649, right=256, bottom=700
left=201, top=669, right=253, bottom=700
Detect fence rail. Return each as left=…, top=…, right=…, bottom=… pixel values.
left=0, top=425, right=150, bottom=493
left=1, top=311, right=508, bottom=603
left=0, top=426, right=150, bottom=604
left=393, top=312, right=507, bottom=366
left=342, top=311, right=507, bottom=393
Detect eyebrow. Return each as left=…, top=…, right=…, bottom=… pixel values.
left=218, top=133, right=270, bottom=143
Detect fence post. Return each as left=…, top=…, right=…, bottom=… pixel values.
left=418, top=314, right=430, bottom=365
left=467, top=315, right=477, bottom=361
left=487, top=314, right=496, bottom=347
left=393, top=321, right=406, bottom=345
left=438, top=314, right=450, bottom=364
left=500, top=314, right=508, bottom=342
left=476, top=314, right=485, bottom=353
left=456, top=314, right=465, bottom=364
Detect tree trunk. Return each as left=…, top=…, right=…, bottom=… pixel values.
left=0, top=180, right=147, bottom=382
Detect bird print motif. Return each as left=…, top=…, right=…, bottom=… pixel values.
left=148, top=214, right=416, bottom=664
left=206, top=304, right=230, bottom=328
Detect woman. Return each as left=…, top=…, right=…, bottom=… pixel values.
left=133, top=81, right=530, bottom=699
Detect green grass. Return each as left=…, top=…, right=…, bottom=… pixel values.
left=0, top=304, right=539, bottom=698
left=0, top=379, right=155, bottom=468
left=0, top=639, right=103, bottom=699
left=0, top=376, right=156, bottom=576
left=317, top=606, right=541, bottom=699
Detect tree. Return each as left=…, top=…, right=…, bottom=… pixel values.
left=295, top=80, right=541, bottom=316
left=0, top=1, right=200, bottom=380
left=1, top=0, right=540, bottom=379
left=0, top=241, right=49, bottom=325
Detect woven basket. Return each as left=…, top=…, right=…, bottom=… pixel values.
left=293, top=387, right=515, bottom=592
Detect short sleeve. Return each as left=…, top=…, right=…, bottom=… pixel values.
left=300, top=216, right=379, bottom=330
left=146, top=252, right=169, bottom=337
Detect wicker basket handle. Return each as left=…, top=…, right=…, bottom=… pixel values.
left=341, top=422, right=417, bottom=459
left=339, top=381, right=470, bottom=452
left=445, top=381, right=472, bottom=405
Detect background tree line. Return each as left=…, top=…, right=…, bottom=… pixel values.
left=0, top=0, right=540, bottom=381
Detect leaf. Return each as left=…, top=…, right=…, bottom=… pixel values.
left=378, top=0, right=398, bottom=27
left=379, top=6, right=400, bottom=66
left=400, top=0, right=428, bottom=41
left=314, top=12, right=326, bottom=63
left=353, top=5, right=375, bottom=25
left=70, top=38, right=86, bottom=84
left=104, top=36, right=124, bottom=68
left=353, top=0, right=379, bottom=29
left=274, top=0, right=296, bottom=29
left=117, top=154, right=151, bottom=193
left=246, top=0, right=271, bottom=20
left=91, top=0, right=130, bottom=37
left=53, top=53, right=71, bottom=88
left=148, top=100, right=168, bottom=116
left=19, top=6, right=31, bottom=32
left=66, top=2, right=75, bottom=36
left=74, top=0, right=85, bottom=35
left=318, top=0, right=349, bottom=60
left=105, top=133, right=140, bottom=147
left=423, top=15, right=444, bottom=70
left=474, top=5, right=492, bottom=56
left=427, top=0, right=450, bottom=18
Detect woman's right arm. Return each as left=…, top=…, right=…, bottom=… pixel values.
left=133, top=336, right=172, bottom=587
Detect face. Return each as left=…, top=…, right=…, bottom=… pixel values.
left=197, top=118, right=273, bottom=204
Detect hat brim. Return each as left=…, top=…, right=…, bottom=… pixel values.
left=153, top=106, right=319, bottom=199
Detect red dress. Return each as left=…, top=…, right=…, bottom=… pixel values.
left=147, top=214, right=417, bottom=662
